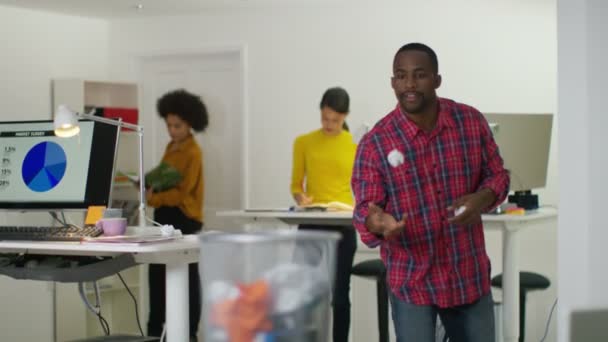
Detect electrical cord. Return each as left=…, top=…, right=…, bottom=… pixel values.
left=160, top=323, right=167, bottom=342
left=94, top=282, right=110, bottom=336
left=539, top=298, right=558, bottom=342
left=49, top=211, right=68, bottom=226
left=65, top=214, right=84, bottom=229
left=98, top=314, right=110, bottom=336
left=51, top=210, right=84, bottom=229
left=145, top=215, right=163, bottom=227
left=78, top=282, right=110, bottom=335
left=117, top=272, right=144, bottom=336
left=78, top=282, right=100, bottom=315
left=145, top=215, right=180, bottom=237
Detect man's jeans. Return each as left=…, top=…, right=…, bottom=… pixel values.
left=390, top=292, right=495, bottom=342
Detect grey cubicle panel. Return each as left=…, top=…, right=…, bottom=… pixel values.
left=570, top=308, right=608, bottom=341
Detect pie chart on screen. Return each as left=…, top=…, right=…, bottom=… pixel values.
left=22, top=141, right=67, bottom=192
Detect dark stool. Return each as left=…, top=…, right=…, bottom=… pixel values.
left=491, top=271, right=551, bottom=342
left=351, top=259, right=388, bottom=342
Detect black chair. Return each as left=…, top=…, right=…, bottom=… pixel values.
left=491, top=271, right=551, bottom=342
left=351, top=259, right=389, bottom=342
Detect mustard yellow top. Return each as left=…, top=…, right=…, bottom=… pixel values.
left=147, top=135, right=204, bottom=222
left=290, top=129, right=357, bottom=205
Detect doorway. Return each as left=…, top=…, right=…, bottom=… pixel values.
left=139, top=49, right=247, bottom=230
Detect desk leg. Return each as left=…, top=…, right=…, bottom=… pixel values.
left=502, top=225, right=521, bottom=342
left=165, top=262, right=189, bottom=342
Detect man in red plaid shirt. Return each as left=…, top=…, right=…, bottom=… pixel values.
left=351, top=43, right=509, bottom=342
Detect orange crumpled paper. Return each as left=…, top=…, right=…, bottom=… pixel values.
left=211, top=280, right=273, bottom=342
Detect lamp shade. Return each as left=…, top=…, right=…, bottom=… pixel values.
left=54, top=105, right=80, bottom=137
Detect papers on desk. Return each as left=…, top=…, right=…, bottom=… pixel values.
left=81, top=226, right=181, bottom=245
left=241, top=202, right=354, bottom=214
left=82, top=234, right=179, bottom=244
left=245, top=208, right=292, bottom=213
left=294, top=201, right=354, bottom=212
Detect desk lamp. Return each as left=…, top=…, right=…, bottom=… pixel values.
left=54, top=105, right=146, bottom=228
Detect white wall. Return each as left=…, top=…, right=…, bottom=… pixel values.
left=107, top=0, right=557, bottom=207
left=108, top=1, right=558, bottom=341
left=0, top=6, right=109, bottom=121
left=0, top=5, right=109, bottom=341
left=0, top=1, right=560, bottom=341
left=557, top=0, right=608, bottom=341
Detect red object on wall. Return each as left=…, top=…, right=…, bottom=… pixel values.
left=102, top=107, right=138, bottom=130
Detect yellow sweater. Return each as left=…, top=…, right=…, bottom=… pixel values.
left=290, top=129, right=357, bottom=205
left=147, top=135, right=204, bottom=222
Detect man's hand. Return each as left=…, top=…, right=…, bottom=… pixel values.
left=447, top=188, right=496, bottom=225
left=294, top=193, right=313, bottom=206
left=365, top=203, right=406, bottom=239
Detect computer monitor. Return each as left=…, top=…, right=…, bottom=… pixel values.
left=0, top=120, right=119, bottom=209
left=483, top=113, right=553, bottom=209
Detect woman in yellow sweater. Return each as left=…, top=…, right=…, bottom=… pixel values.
left=290, top=87, right=357, bottom=342
left=146, top=89, right=208, bottom=341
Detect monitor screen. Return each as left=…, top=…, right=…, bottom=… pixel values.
left=483, top=113, right=553, bottom=192
left=0, top=120, right=119, bottom=209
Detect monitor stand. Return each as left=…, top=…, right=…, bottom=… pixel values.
left=508, top=190, right=539, bottom=210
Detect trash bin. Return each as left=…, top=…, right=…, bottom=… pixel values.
left=199, top=230, right=341, bottom=342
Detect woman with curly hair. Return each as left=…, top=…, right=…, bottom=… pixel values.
left=146, top=89, right=208, bottom=341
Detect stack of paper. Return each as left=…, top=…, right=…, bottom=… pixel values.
left=296, top=201, right=353, bottom=212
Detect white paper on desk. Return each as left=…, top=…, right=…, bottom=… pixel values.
left=82, top=235, right=179, bottom=244
left=245, top=208, right=291, bottom=212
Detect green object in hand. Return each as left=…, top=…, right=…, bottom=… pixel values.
left=145, top=162, right=182, bottom=192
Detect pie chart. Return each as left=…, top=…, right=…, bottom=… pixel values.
left=22, top=141, right=67, bottom=192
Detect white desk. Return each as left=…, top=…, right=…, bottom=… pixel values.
left=218, top=207, right=557, bottom=342
left=0, top=234, right=200, bottom=342
left=221, top=210, right=353, bottom=226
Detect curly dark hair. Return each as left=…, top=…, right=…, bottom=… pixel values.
left=156, top=89, right=209, bottom=132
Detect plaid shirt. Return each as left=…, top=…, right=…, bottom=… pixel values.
left=351, top=98, right=509, bottom=307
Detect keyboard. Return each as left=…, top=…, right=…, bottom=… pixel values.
left=0, top=225, right=103, bottom=241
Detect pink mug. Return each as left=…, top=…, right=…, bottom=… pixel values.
left=96, top=217, right=128, bottom=236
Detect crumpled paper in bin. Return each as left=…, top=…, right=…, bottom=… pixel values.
left=211, top=280, right=273, bottom=342
left=208, top=263, right=331, bottom=342
left=263, top=263, right=329, bottom=314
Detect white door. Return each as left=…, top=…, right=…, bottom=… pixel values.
left=139, top=50, right=246, bottom=231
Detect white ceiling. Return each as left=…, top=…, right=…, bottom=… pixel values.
left=0, top=0, right=347, bottom=19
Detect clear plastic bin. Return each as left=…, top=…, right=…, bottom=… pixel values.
left=199, top=230, right=340, bottom=342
